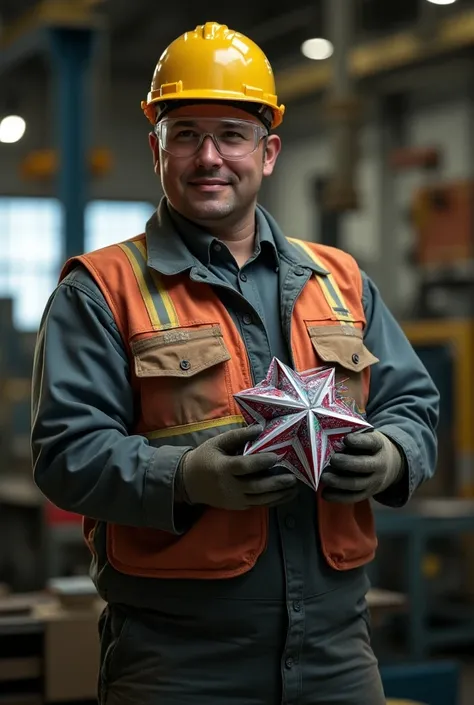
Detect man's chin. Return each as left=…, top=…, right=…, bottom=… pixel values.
left=185, top=201, right=234, bottom=221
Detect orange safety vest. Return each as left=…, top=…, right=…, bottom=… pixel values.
left=61, top=234, right=379, bottom=579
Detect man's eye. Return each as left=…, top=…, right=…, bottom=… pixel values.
left=174, top=130, right=198, bottom=139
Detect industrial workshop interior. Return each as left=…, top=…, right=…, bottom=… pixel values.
left=2, top=0, right=474, bottom=703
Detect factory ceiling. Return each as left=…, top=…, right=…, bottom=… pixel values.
left=1, top=0, right=473, bottom=76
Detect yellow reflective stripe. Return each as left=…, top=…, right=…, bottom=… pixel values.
left=145, top=415, right=245, bottom=440
left=133, top=240, right=179, bottom=329
left=118, top=242, right=161, bottom=329
left=288, top=238, right=355, bottom=327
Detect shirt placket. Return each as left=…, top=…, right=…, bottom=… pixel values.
left=277, top=505, right=305, bottom=705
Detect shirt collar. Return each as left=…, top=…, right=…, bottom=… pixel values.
left=145, top=198, right=328, bottom=276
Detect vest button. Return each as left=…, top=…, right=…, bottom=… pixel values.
left=285, top=657, right=294, bottom=669
left=351, top=353, right=360, bottom=365
left=293, top=600, right=301, bottom=612
left=180, top=359, right=191, bottom=371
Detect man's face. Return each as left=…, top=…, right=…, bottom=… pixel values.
left=148, top=103, right=281, bottom=227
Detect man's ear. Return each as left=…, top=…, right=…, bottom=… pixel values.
left=263, top=134, right=281, bottom=177
left=148, top=131, right=160, bottom=175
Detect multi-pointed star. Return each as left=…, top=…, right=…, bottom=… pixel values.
left=234, top=358, right=372, bottom=490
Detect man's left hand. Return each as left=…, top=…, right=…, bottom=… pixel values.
left=321, top=430, right=405, bottom=503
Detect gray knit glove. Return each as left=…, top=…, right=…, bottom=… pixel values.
left=176, top=425, right=298, bottom=510
left=321, top=430, right=405, bottom=503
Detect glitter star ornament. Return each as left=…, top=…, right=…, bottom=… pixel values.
left=234, top=358, right=372, bottom=491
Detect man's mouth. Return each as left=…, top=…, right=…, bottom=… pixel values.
left=188, top=178, right=232, bottom=191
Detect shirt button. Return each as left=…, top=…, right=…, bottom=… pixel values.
left=179, top=359, right=191, bottom=371
left=293, top=600, right=301, bottom=612
left=239, top=272, right=248, bottom=282
left=213, top=242, right=222, bottom=252
left=285, top=657, right=294, bottom=669
left=294, top=267, right=305, bottom=276
left=352, top=353, right=360, bottom=364
left=242, top=314, right=252, bottom=325
left=285, top=515, right=296, bottom=529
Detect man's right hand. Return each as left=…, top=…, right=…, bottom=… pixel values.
left=176, top=425, right=298, bottom=510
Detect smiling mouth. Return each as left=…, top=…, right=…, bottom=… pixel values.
left=188, top=180, right=231, bottom=191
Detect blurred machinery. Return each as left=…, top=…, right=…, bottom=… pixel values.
left=412, top=179, right=474, bottom=320
left=371, top=153, right=474, bottom=660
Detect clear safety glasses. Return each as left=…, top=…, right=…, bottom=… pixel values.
left=156, top=117, right=268, bottom=160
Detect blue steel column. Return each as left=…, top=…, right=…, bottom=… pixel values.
left=48, top=28, right=96, bottom=260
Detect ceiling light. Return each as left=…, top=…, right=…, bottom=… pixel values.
left=301, top=38, right=334, bottom=61
left=0, top=115, right=26, bottom=144
left=426, top=0, right=457, bottom=5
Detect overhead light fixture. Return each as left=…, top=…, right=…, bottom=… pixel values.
left=301, top=38, right=334, bottom=61
left=426, top=0, right=457, bottom=5
left=0, top=115, right=26, bottom=144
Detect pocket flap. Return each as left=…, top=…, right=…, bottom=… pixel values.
left=307, top=326, right=379, bottom=372
left=131, top=326, right=231, bottom=378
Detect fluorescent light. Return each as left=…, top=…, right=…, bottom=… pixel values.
left=301, top=38, right=334, bottom=61
left=426, top=0, right=457, bottom=5
left=0, top=115, right=26, bottom=144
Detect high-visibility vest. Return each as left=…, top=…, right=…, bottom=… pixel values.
left=61, top=234, right=379, bottom=579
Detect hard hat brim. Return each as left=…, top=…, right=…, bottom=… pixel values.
left=142, top=90, right=285, bottom=129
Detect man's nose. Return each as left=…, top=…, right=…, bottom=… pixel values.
left=195, top=135, right=224, bottom=168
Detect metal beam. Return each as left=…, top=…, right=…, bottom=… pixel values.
left=0, top=0, right=102, bottom=72
left=48, top=26, right=96, bottom=259
left=322, top=0, right=360, bottom=212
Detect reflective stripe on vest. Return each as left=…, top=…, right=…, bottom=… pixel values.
left=144, top=417, right=245, bottom=451
left=287, top=238, right=355, bottom=327
left=118, top=240, right=179, bottom=330
left=145, top=415, right=245, bottom=442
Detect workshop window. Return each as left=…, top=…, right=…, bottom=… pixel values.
left=85, top=200, right=155, bottom=251
left=0, top=197, right=62, bottom=332
left=0, top=197, right=155, bottom=331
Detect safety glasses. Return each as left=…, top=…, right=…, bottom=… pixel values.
left=156, top=117, right=268, bottom=160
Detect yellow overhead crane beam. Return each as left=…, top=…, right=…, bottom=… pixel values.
left=276, top=9, right=474, bottom=101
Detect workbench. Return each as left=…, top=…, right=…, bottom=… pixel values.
left=0, top=586, right=101, bottom=705
left=374, top=498, right=474, bottom=660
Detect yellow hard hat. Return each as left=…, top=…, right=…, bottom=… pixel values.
left=141, top=22, right=285, bottom=129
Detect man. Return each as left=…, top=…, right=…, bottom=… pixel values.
left=31, top=21, right=439, bottom=705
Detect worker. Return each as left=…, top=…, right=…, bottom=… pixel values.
left=31, top=21, right=439, bottom=705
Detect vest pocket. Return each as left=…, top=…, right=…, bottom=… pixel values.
left=305, top=324, right=378, bottom=412
left=130, top=324, right=235, bottom=430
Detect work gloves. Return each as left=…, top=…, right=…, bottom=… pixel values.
left=321, top=430, right=405, bottom=503
left=175, top=424, right=298, bottom=510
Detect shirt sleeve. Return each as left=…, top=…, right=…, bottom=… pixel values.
left=361, top=272, right=440, bottom=506
left=31, top=266, right=194, bottom=533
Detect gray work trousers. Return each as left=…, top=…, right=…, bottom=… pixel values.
left=98, top=591, right=386, bottom=705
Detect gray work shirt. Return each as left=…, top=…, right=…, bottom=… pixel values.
left=31, top=199, right=439, bottom=704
